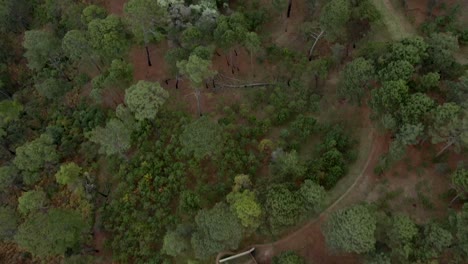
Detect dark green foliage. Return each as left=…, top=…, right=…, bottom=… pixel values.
left=272, top=251, right=305, bottom=264
left=18, top=190, right=48, bottom=215
left=0, top=207, right=18, bottom=241
left=191, top=203, right=243, bottom=259
left=324, top=204, right=376, bottom=253
left=179, top=116, right=224, bottom=160
left=270, top=150, right=306, bottom=182
left=87, top=15, right=129, bottom=61
left=15, top=209, right=88, bottom=257
left=338, top=57, right=375, bottom=104
left=299, top=180, right=326, bottom=213
left=179, top=190, right=201, bottom=213
left=0, top=165, right=18, bottom=192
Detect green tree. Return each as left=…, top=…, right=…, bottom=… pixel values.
left=179, top=190, right=201, bottom=213
left=162, top=226, right=190, bottom=257
left=378, top=60, right=414, bottom=82
left=270, top=150, right=306, bottom=182
left=34, top=77, right=71, bottom=99
left=399, top=93, right=435, bottom=125
left=18, top=190, right=48, bottom=215
left=232, top=174, right=253, bottom=192
left=0, top=100, right=22, bottom=137
left=23, top=29, right=61, bottom=71
left=177, top=54, right=216, bottom=116
left=55, top=162, right=82, bottom=190
left=87, top=118, right=131, bottom=156
left=450, top=168, right=467, bottom=203
left=419, top=72, right=440, bottom=91
left=191, top=203, right=243, bottom=259
left=62, top=30, right=101, bottom=72
left=0, top=207, right=18, bottom=241
left=429, top=103, right=467, bottom=156
left=449, top=204, right=468, bottom=259
left=13, top=134, right=59, bottom=185
left=387, top=215, right=418, bottom=261
left=338, top=57, right=375, bottom=104
left=299, top=180, right=326, bottom=213
left=324, top=204, right=376, bottom=253
left=396, top=123, right=425, bottom=145
left=227, top=190, right=263, bottom=229
left=244, top=32, right=261, bottom=76
left=272, top=251, right=305, bottom=264
left=124, top=0, right=167, bottom=66
left=386, top=37, right=428, bottom=65
left=319, top=0, right=350, bottom=41
left=81, top=4, right=106, bottom=25
left=87, top=15, right=129, bottom=61
left=370, top=80, right=409, bottom=116
left=416, top=222, right=453, bottom=260
left=15, top=209, right=88, bottom=257
left=0, top=165, right=18, bottom=192
left=179, top=116, right=224, bottom=160
left=125, top=81, right=169, bottom=121
left=426, top=32, right=459, bottom=76
left=265, top=184, right=303, bottom=232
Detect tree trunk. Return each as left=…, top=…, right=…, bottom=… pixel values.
left=175, top=74, right=179, bottom=89
left=145, top=46, right=152, bottom=67
left=287, top=0, right=293, bottom=18
left=194, top=89, right=202, bottom=117
left=436, top=140, right=455, bottom=157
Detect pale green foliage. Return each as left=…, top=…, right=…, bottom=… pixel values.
left=18, top=190, right=48, bottom=215
left=378, top=60, right=414, bottom=81
left=191, top=203, right=243, bottom=259
left=451, top=168, right=467, bottom=200
left=227, top=190, right=262, bottom=229
left=244, top=32, right=261, bottom=54
left=13, top=134, right=59, bottom=185
left=125, top=81, right=169, bottom=121
left=62, top=30, right=92, bottom=62
left=0, top=165, right=18, bottom=192
left=124, top=0, right=167, bottom=44
left=272, top=251, right=305, bottom=264
left=232, top=174, right=252, bottom=192
left=319, top=0, right=350, bottom=41
left=177, top=54, right=216, bottom=87
left=0, top=207, right=18, bottom=241
left=397, top=123, right=424, bottom=145
left=388, top=215, right=418, bottom=259
left=87, top=118, right=131, bottom=156
left=162, top=228, right=190, bottom=257
left=81, top=5, right=107, bottom=25
left=271, top=150, right=307, bottom=181
left=299, top=180, right=326, bottom=213
left=88, top=15, right=129, bottom=60
left=324, top=204, right=376, bottom=253
left=15, top=209, right=88, bottom=257
left=179, top=116, right=224, bottom=160
left=23, top=30, right=60, bottom=71
left=338, top=57, right=375, bottom=104
left=55, top=162, right=82, bottom=188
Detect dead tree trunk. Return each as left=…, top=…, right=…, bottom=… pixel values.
left=308, top=29, right=325, bottom=61
left=145, top=46, right=152, bottom=67
left=436, top=139, right=455, bottom=157
left=287, top=0, right=293, bottom=18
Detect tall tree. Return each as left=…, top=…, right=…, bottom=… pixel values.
left=265, top=184, right=303, bottom=232
left=450, top=168, right=467, bottom=204
left=62, top=30, right=101, bottom=72
left=15, top=209, right=88, bottom=257
left=324, top=204, right=376, bottom=253
left=87, top=118, right=132, bottom=157
left=17, top=190, right=48, bottom=215
left=0, top=100, right=22, bottom=138
left=179, top=116, right=224, bottom=160
left=319, top=0, right=350, bottom=41
left=429, top=103, right=467, bottom=156
left=87, top=15, right=129, bottom=62
left=0, top=207, right=18, bottom=241
left=338, top=57, right=375, bottom=104
left=244, top=32, right=261, bottom=77
left=191, top=203, right=243, bottom=259
left=299, top=180, right=326, bottom=213
left=55, top=162, right=83, bottom=191
left=177, top=54, right=216, bottom=116
left=124, top=0, right=167, bottom=66
left=23, top=30, right=61, bottom=71
left=226, top=190, right=263, bottom=230
left=13, top=134, right=59, bottom=185
left=124, top=81, right=169, bottom=121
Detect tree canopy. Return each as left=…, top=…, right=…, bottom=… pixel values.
left=125, top=81, right=169, bottom=121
